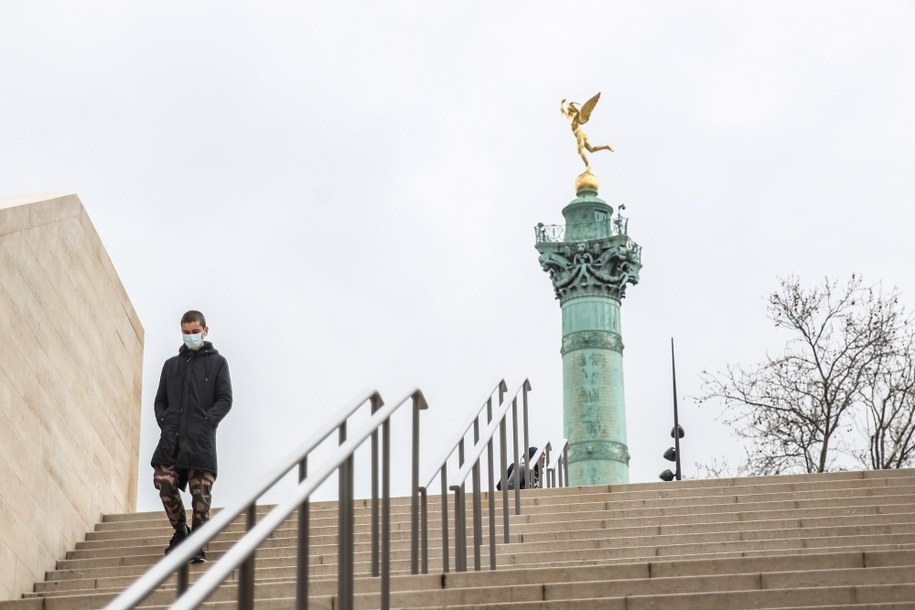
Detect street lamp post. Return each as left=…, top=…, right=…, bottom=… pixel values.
left=660, top=338, right=684, bottom=482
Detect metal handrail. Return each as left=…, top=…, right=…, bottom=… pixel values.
left=545, top=438, right=570, bottom=488
left=105, top=389, right=428, bottom=610
left=447, top=381, right=529, bottom=572
left=419, top=379, right=508, bottom=491
left=416, top=379, right=538, bottom=574
left=412, top=379, right=507, bottom=574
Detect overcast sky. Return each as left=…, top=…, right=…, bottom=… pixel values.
left=1, top=2, right=913, bottom=512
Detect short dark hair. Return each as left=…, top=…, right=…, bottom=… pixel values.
left=181, top=310, right=207, bottom=327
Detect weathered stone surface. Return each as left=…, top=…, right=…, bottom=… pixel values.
left=0, top=193, right=143, bottom=601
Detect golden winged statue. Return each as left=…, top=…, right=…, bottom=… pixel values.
left=561, top=93, right=614, bottom=170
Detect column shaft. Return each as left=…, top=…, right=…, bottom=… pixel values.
left=561, top=297, right=629, bottom=484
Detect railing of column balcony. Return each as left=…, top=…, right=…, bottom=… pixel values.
left=534, top=217, right=631, bottom=244
left=534, top=220, right=642, bottom=265
left=416, top=379, right=533, bottom=574
left=545, top=438, right=570, bottom=488
left=104, top=389, right=428, bottom=610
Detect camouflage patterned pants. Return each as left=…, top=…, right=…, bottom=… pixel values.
left=152, top=465, right=216, bottom=530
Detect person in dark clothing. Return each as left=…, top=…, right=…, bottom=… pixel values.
left=151, top=310, right=232, bottom=563
left=497, top=447, right=544, bottom=491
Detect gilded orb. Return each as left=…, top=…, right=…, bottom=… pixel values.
left=575, top=171, right=600, bottom=193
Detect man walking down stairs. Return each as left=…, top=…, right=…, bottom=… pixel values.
left=3, top=469, right=915, bottom=609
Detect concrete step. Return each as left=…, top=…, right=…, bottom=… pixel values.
left=426, top=586, right=915, bottom=610
left=426, top=583, right=915, bottom=610
left=519, top=512, right=915, bottom=541
left=515, top=519, right=915, bottom=544
left=503, top=541, right=915, bottom=570
left=513, top=489, right=915, bottom=517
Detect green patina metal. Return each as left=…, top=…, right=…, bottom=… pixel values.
left=535, top=188, right=642, bottom=486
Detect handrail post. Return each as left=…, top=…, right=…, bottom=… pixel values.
left=371, top=403, right=381, bottom=578
left=410, top=393, right=422, bottom=575
left=457, top=438, right=467, bottom=526
left=440, top=467, right=450, bottom=573
left=338, top=421, right=354, bottom=610
left=563, top=444, right=569, bottom=486
left=451, top=485, right=467, bottom=572
left=419, top=487, right=429, bottom=574
left=381, top=417, right=391, bottom=610
left=522, top=383, right=531, bottom=487
left=499, top=421, right=509, bottom=543
left=511, top=397, right=522, bottom=514
left=540, top=442, right=552, bottom=490
left=176, top=564, right=188, bottom=598
left=471, top=459, right=482, bottom=571
left=486, top=410, right=496, bottom=570
left=295, top=457, right=309, bottom=610
left=485, top=392, right=498, bottom=568
left=238, top=504, right=256, bottom=610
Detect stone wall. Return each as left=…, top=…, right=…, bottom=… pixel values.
left=0, top=193, right=143, bottom=601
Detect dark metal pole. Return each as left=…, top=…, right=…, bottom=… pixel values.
left=337, top=422, right=354, bottom=610
left=410, top=398, right=421, bottom=575
left=471, top=459, right=482, bottom=571
left=177, top=564, right=188, bottom=598
left=371, top=426, right=380, bottom=578
left=295, top=458, right=309, bottom=610
left=419, top=487, right=429, bottom=574
left=499, top=421, right=509, bottom=543
left=239, top=504, right=256, bottom=610
left=440, top=466, right=450, bottom=573
left=671, top=337, right=682, bottom=481
left=381, top=418, right=391, bottom=610
left=452, top=486, right=466, bottom=572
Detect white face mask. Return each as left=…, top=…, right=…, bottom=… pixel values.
left=182, top=333, right=204, bottom=350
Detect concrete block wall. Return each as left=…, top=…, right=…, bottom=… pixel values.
left=0, top=193, right=143, bottom=601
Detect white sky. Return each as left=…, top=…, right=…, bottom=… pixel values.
left=1, top=2, right=913, bottom=512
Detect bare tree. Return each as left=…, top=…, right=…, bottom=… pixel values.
left=857, top=332, right=915, bottom=469
left=700, top=275, right=915, bottom=475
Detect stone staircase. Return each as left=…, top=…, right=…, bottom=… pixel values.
left=3, top=469, right=915, bottom=609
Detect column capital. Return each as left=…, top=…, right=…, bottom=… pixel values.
left=536, top=236, right=641, bottom=302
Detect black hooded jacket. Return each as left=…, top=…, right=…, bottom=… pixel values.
left=151, top=341, right=232, bottom=480
left=497, top=447, right=541, bottom=491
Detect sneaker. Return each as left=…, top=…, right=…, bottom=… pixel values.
left=164, top=523, right=189, bottom=555
left=191, top=548, right=207, bottom=564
